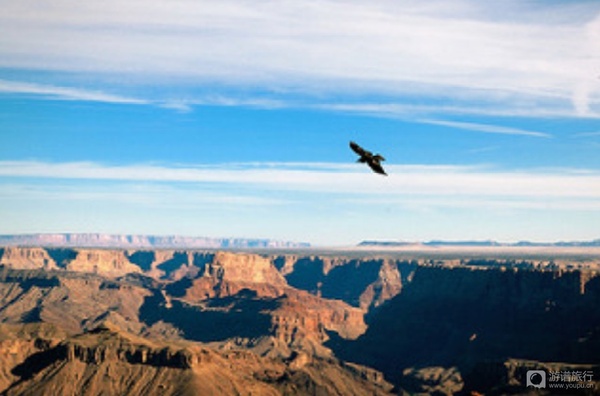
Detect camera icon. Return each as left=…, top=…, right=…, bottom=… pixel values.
left=526, top=370, right=546, bottom=389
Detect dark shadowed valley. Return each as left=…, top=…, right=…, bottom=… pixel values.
left=0, top=245, right=599, bottom=395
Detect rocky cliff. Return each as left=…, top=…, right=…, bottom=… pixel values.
left=0, top=267, right=153, bottom=335
left=180, top=251, right=288, bottom=300
left=328, top=263, right=600, bottom=394
left=1, top=247, right=599, bottom=394
left=0, top=323, right=392, bottom=396
left=0, top=247, right=57, bottom=270
left=0, top=247, right=410, bottom=309
left=66, top=249, right=143, bottom=278
left=0, top=248, right=370, bottom=365
left=274, top=255, right=414, bottom=311
left=0, top=265, right=389, bottom=394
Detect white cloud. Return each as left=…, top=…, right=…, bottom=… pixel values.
left=0, top=182, right=282, bottom=209
left=0, top=78, right=292, bottom=111
left=418, top=119, right=552, bottom=138
left=0, top=79, right=147, bottom=105
left=1, top=0, right=599, bottom=116
left=317, top=101, right=600, bottom=120
left=1, top=161, right=600, bottom=210
left=3, top=160, right=600, bottom=244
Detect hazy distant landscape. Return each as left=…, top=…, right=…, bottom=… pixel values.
left=0, top=238, right=598, bottom=395
left=0, top=233, right=311, bottom=249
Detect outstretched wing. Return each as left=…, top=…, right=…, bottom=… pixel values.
left=349, top=141, right=370, bottom=157
left=367, top=159, right=387, bottom=176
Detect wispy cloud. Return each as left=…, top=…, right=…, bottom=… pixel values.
left=419, top=119, right=552, bottom=138
left=3, top=160, right=599, bottom=243
left=0, top=182, right=282, bottom=209
left=1, top=0, right=599, bottom=117
left=0, top=79, right=147, bottom=105
left=158, top=95, right=286, bottom=112
left=0, top=78, right=290, bottom=112
left=321, top=99, right=600, bottom=120
left=1, top=161, right=600, bottom=208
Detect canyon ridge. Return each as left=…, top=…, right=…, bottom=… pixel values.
left=0, top=245, right=599, bottom=395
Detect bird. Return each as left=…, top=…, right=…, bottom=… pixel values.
left=349, top=141, right=387, bottom=175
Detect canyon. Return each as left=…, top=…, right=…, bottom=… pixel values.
left=0, top=246, right=599, bottom=394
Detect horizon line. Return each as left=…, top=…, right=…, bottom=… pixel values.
left=1, top=232, right=599, bottom=248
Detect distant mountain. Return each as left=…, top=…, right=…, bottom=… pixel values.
left=0, top=233, right=310, bottom=249
left=425, top=240, right=502, bottom=247
left=357, top=240, right=419, bottom=247
left=358, top=239, right=600, bottom=247
left=514, top=240, right=600, bottom=247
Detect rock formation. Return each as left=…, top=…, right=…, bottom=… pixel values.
left=274, top=255, right=414, bottom=310
left=181, top=251, right=288, bottom=300
left=0, top=247, right=58, bottom=270
left=328, top=263, right=600, bottom=394
left=66, top=249, right=143, bottom=278
left=0, top=323, right=392, bottom=396
left=0, top=246, right=599, bottom=394
left=0, top=248, right=381, bottom=395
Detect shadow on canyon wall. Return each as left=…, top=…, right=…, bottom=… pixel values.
left=139, top=289, right=277, bottom=343
left=326, top=265, right=600, bottom=390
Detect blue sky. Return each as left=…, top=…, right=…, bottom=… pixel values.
left=1, top=0, right=600, bottom=246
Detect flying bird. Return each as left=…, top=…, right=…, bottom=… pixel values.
left=349, top=141, right=387, bottom=175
